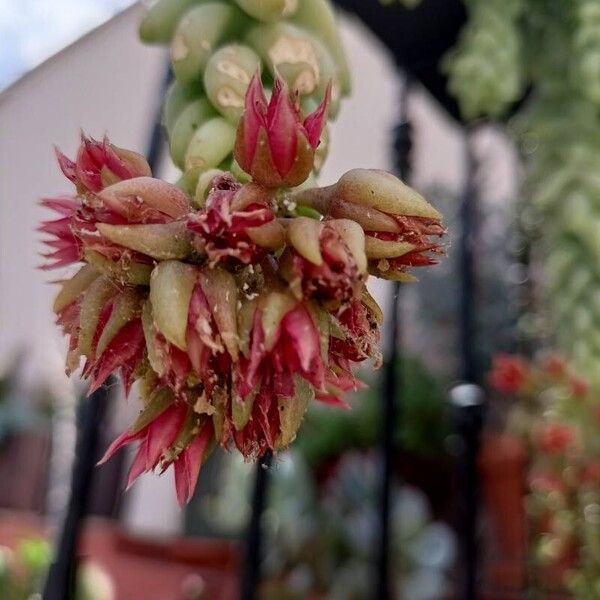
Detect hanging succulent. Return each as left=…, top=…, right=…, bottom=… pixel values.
left=41, top=89, right=445, bottom=504
left=138, top=0, right=350, bottom=196
left=444, top=0, right=600, bottom=380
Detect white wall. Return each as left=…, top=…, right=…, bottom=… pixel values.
left=0, top=4, right=166, bottom=378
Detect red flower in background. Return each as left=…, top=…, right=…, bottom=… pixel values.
left=537, top=423, right=574, bottom=455
left=570, top=376, right=590, bottom=398
left=234, top=73, right=330, bottom=188
left=581, top=461, right=600, bottom=486
left=488, top=354, right=529, bottom=394
left=542, top=353, right=567, bottom=378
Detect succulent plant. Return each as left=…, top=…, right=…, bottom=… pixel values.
left=139, top=0, right=350, bottom=194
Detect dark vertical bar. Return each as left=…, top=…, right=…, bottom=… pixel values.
left=145, top=65, right=173, bottom=173
left=43, top=382, right=111, bottom=600
left=459, top=131, right=478, bottom=383
left=450, top=384, right=484, bottom=600
left=376, top=73, right=412, bottom=600
left=456, top=130, right=482, bottom=600
left=240, top=451, right=273, bottom=600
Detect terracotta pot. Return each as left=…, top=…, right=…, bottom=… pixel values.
left=478, top=433, right=528, bottom=591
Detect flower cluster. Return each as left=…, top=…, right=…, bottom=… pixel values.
left=42, top=80, right=445, bottom=504
left=488, top=353, right=600, bottom=594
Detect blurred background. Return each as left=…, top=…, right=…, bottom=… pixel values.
left=1, top=0, right=598, bottom=599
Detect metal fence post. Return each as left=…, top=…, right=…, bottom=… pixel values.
left=42, top=382, right=111, bottom=600
left=455, top=130, right=483, bottom=600
left=240, top=451, right=273, bottom=600
left=376, top=73, right=413, bottom=600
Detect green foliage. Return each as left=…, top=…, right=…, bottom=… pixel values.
left=444, top=1, right=524, bottom=120
left=0, top=538, right=51, bottom=600
left=0, top=537, right=112, bottom=600
left=260, top=452, right=456, bottom=599
left=446, top=0, right=600, bottom=379
left=296, top=356, right=449, bottom=467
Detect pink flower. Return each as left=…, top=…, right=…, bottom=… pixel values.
left=290, top=169, right=445, bottom=281
left=99, top=400, right=214, bottom=505
left=316, top=293, right=382, bottom=407
left=280, top=217, right=366, bottom=306
left=233, top=73, right=330, bottom=188
left=536, top=423, right=574, bottom=455
left=488, top=354, right=530, bottom=394
left=40, top=136, right=190, bottom=271
left=231, top=292, right=327, bottom=458
left=38, top=197, right=82, bottom=269
left=364, top=218, right=445, bottom=280
left=55, top=134, right=151, bottom=194
left=187, top=174, right=279, bottom=266
left=330, top=295, right=382, bottom=365
left=53, top=267, right=146, bottom=394
left=145, top=262, right=239, bottom=402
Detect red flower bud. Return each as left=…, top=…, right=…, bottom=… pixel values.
left=234, top=73, right=330, bottom=188
left=232, top=291, right=326, bottom=458
left=53, top=267, right=146, bottom=394
left=536, top=423, right=574, bottom=455
left=290, top=169, right=445, bottom=281
left=40, top=137, right=191, bottom=272
left=55, top=133, right=151, bottom=194
left=187, top=173, right=280, bottom=266
left=488, top=354, right=530, bottom=394
left=281, top=217, right=366, bottom=305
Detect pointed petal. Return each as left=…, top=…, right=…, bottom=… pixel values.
left=126, top=445, right=149, bottom=489
left=267, top=76, right=300, bottom=175
left=144, top=404, right=188, bottom=470
left=40, top=196, right=79, bottom=216
left=315, top=392, right=350, bottom=409
left=174, top=421, right=213, bottom=505
left=243, top=72, right=268, bottom=168
left=98, top=427, right=144, bottom=465
left=88, top=319, right=145, bottom=393
left=55, top=147, right=78, bottom=184
left=284, top=305, right=320, bottom=374
left=303, top=83, right=331, bottom=148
